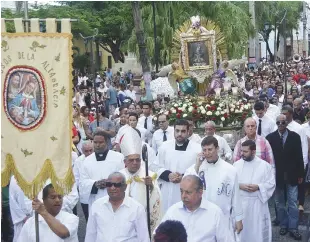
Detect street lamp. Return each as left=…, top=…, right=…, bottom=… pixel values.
left=296, top=31, right=299, bottom=54
left=264, top=22, right=270, bottom=62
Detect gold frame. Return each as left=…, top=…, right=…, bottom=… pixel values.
left=181, top=33, right=216, bottom=72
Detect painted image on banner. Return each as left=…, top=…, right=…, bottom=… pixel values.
left=187, top=41, right=209, bottom=67
left=4, top=67, right=46, bottom=130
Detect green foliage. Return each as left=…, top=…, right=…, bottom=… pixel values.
left=73, top=54, right=89, bottom=72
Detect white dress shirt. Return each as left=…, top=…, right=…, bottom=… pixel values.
left=188, top=133, right=202, bottom=144
left=265, top=104, right=280, bottom=121
left=18, top=211, right=79, bottom=242
left=287, top=120, right=308, bottom=168
left=151, top=126, right=174, bottom=153
left=161, top=197, right=229, bottom=242
left=243, top=89, right=253, bottom=97
left=125, top=89, right=136, bottom=102
left=73, top=154, right=85, bottom=188
left=253, top=114, right=277, bottom=137
left=138, top=116, right=154, bottom=144
left=85, top=196, right=150, bottom=242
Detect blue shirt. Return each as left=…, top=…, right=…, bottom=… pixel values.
left=108, top=87, right=117, bottom=105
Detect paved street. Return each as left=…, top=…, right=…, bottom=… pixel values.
left=76, top=196, right=310, bottom=242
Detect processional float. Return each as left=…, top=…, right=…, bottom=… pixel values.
left=1, top=18, right=75, bottom=241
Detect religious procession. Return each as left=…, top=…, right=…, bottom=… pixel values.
left=1, top=1, right=310, bottom=242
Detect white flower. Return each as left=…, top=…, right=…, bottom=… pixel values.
left=198, top=101, right=203, bottom=105
left=171, top=109, right=176, bottom=114
left=211, top=101, right=215, bottom=105
left=205, top=104, right=210, bottom=108
left=219, top=103, right=224, bottom=108
left=207, top=111, right=212, bottom=116
left=215, top=111, right=220, bottom=116
left=221, top=117, right=225, bottom=121
left=164, top=111, right=169, bottom=115
left=183, top=104, right=187, bottom=108
left=217, top=107, right=221, bottom=111
left=230, top=108, right=234, bottom=112
left=230, top=104, right=235, bottom=108
left=235, top=110, right=240, bottom=113
left=244, top=105, right=249, bottom=110
left=201, top=110, right=206, bottom=114
left=174, top=104, right=178, bottom=107
left=188, top=102, right=192, bottom=105
left=188, top=106, right=194, bottom=112
left=183, top=114, right=188, bottom=118
left=221, top=111, right=225, bottom=115
left=153, top=117, right=157, bottom=121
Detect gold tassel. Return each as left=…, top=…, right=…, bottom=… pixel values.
left=1, top=154, right=74, bottom=199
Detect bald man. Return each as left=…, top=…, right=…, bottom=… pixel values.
left=233, top=118, right=274, bottom=166
left=161, top=175, right=229, bottom=242
left=293, top=98, right=307, bottom=123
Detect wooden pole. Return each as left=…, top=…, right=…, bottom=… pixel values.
left=33, top=186, right=39, bottom=242
left=142, top=144, right=151, bottom=239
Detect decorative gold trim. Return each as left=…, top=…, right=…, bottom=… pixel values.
left=1, top=32, right=74, bottom=198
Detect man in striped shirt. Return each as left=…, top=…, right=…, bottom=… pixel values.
left=233, top=118, right=275, bottom=167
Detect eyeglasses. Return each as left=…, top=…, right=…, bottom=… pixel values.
left=106, top=182, right=123, bottom=188
left=276, top=121, right=286, bottom=125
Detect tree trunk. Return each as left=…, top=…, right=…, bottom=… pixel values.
left=132, top=1, right=152, bottom=101
left=99, top=42, right=125, bottom=63
left=266, top=40, right=274, bottom=62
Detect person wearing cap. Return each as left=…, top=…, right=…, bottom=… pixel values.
left=79, top=130, right=124, bottom=213
left=119, top=127, right=162, bottom=232
left=18, top=184, right=79, bottom=242
left=85, top=172, right=150, bottom=242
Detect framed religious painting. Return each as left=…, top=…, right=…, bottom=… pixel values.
left=180, top=31, right=217, bottom=73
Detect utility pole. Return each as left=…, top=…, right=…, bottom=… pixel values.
left=24, top=1, right=29, bottom=32
left=303, top=1, right=308, bottom=58
left=249, top=1, right=257, bottom=69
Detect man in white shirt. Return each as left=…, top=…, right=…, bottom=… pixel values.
left=187, top=119, right=202, bottom=144
left=151, top=114, right=174, bottom=153
left=243, top=82, right=253, bottom=98
left=253, top=102, right=277, bottom=137
left=233, top=140, right=275, bottom=242
left=282, top=105, right=308, bottom=212
left=10, top=177, right=78, bottom=242
left=79, top=130, right=124, bottom=212
left=128, top=112, right=150, bottom=143
left=137, top=102, right=153, bottom=143
left=184, top=136, right=243, bottom=240
left=259, top=94, right=280, bottom=121
left=154, top=119, right=201, bottom=212
left=119, top=127, right=162, bottom=232
left=85, top=172, right=150, bottom=242
left=161, top=175, right=229, bottom=242
left=202, top=121, right=232, bottom=162
left=125, top=84, right=137, bottom=102
left=73, top=141, right=93, bottom=221
left=18, top=184, right=79, bottom=242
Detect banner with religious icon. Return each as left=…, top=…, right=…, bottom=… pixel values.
left=1, top=18, right=74, bottom=198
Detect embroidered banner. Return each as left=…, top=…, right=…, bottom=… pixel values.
left=1, top=18, right=74, bottom=198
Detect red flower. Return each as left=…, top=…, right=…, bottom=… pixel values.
left=178, top=110, right=182, bottom=114
left=211, top=106, right=216, bottom=111
left=207, top=106, right=211, bottom=111
left=192, top=109, right=198, bottom=114
left=193, top=105, right=198, bottom=109
left=176, top=113, right=181, bottom=119
left=211, top=117, right=216, bottom=121
left=224, top=113, right=228, bottom=118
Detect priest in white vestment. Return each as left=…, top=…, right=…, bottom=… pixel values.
left=9, top=176, right=78, bottom=242
left=184, top=136, right=243, bottom=241
left=233, top=140, right=275, bottom=242
left=154, top=119, right=201, bottom=212
left=18, top=184, right=79, bottom=242
left=119, top=127, right=162, bottom=232
left=79, top=129, right=124, bottom=212
left=160, top=175, right=229, bottom=242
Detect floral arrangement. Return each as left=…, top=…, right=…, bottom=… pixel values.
left=153, top=95, right=252, bottom=128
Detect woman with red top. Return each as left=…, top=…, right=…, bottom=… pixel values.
left=80, top=106, right=95, bottom=124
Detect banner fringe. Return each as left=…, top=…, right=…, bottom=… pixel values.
left=1, top=154, right=75, bottom=199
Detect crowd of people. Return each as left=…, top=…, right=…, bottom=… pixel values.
left=2, top=58, right=310, bottom=242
